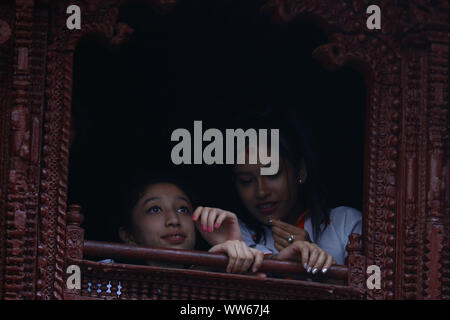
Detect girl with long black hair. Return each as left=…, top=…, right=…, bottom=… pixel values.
left=230, top=106, right=362, bottom=272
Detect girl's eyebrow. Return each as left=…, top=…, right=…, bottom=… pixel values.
left=177, top=196, right=191, bottom=204
left=142, top=197, right=160, bottom=206
left=234, top=171, right=252, bottom=176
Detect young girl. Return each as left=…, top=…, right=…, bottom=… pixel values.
left=118, top=172, right=265, bottom=273
left=231, top=107, right=362, bottom=270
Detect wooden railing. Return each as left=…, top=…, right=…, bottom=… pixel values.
left=64, top=204, right=367, bottom=300
left=83, top=240, right=349, bottom=280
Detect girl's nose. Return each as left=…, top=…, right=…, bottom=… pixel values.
left=165, top=210, right=181, bottom=227
left=256, top=178, right=270, bottom=199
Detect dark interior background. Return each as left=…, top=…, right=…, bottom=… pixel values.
left=68, top=0, right=366, bottom=242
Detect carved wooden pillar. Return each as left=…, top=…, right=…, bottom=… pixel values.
left=36, top=0, right=133, bottom=300
left=2, top=0, right=48, bottom=300
left=397, top=33, right=449, bottom=300
left=423, top=42, right=448, bottom=299
left=444, top=85, right=450, bottom=299
left=0, top=1, right=14, bottom=301
left=346, top=233, right=366, bottom=298
left=65, top=204, right=84, bottom=261
left=63, top=204, right=84, bottom=299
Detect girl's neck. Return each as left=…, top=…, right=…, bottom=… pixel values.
left=283, top=199, right=306, bottom=225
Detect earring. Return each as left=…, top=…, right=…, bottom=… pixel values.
left=298, top=178, right=303, bottom=184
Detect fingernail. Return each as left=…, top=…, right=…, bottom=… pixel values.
left=322, top=268, right=328, bottom=274
left=202, top=225, right=206, bottom=231
left=307, top=267, right=312, bottom=273
left=312, top=268, right=318, bottom=275
left=208, top=227, right=213, bottom=232
left=304, top=263, right=308, bottom=270
left=192, top=216, right=197, bottom=221
left=215, top=223, right=220, bottom=229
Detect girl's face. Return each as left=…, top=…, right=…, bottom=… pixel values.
left=122, top=183, right=196, bottom=250
left=233, top=156, right=300, bottom=225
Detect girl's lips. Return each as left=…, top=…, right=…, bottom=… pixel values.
left=162, top=234, right=186, bottom=245
left=256, top=202, right=278, bottom=215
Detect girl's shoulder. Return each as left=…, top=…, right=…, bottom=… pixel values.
left=329, top=206, right=362, bottom=223
left=326, top=206, right=362, bottom=238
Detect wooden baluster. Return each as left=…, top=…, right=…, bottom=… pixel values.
left=120, top=280, right=128, bottom=299
left=152, top=281, right=159, bottom=300
left=105, top=280, right=112, bottom=297
left=95, top=280, right=103, bottom=298
left=200, top=287, right=208, bottom=299
left=218, top=289, right=227, bottom=300
left=346, top=233, right=366, bottom=298
left=209, top=287, right=218, bottom=300
left=63, top=204, right=85, bottom=299
left=257, top=292, right=266, bottom=300
left=191, top=286, right=199, bottom=300
left=110, top=280, right=118, bottom=299
left=129, top=280, right=138, bottom=300
left=102, top=280, right=110, bottom=299
left=81, top=277, right=89, bottom=298
left=180, top=285, right=190, bottom=300
left=160, top=283, right=169, bottom=300
left=89, top=279, right=97, bottom=298
left=140, top=281, right=149, bottom=300
left=171, top=284, right=179, bottom=299
left=239, top=290, right=247, bottom=300
left=116, top=280, right=123, bottom=299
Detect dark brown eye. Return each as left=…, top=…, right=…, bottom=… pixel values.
left=238, top=178, right=253, bottom=185
left=177, top=206, right=191, bottom=214
left=146, top=206, right=161, bottom=214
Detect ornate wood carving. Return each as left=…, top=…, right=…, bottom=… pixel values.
left=423, top=42, right=448, bottom=299
left=0, top=3, right=15, bottom=302
left=346, top=233, right=366, bottom=296
left=38, top=0, right=133, bottom=300
left=0, top=0, right=448, bottom=300
left=63, top=204, right=84, bottom=298
left=74, top=260, right=362, bottom=300
left=3, top=0, right=45, bottom=300
left=264, top=0, right=449, bottom=300
left=65, top=204, right=84, bottom=261
left=443, top=79, right=450, bottom=299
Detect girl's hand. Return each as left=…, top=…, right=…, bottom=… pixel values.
left=270, top=219, right=311, bottom=252
left=209, top=240, right=264, bottom=274
left=193, top=207, right=242, bottom=246
left=275, top=240, right=335, bottom=274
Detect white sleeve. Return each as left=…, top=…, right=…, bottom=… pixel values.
left=333, top=206, right=362, bottom=248
left=239, top=219, right=257, bottom=246
left=238, top=219, right=274, bottom=255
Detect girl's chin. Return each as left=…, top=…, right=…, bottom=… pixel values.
left=256, top=216, right=275, bottom=226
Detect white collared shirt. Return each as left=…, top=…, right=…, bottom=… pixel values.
left=238, top=206, right=362, bottom=265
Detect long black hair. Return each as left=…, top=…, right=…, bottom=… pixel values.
left=229, top=105, right=331, bottom=242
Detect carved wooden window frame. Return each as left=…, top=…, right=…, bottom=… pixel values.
left=0, top=0, right=448, bottom=300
